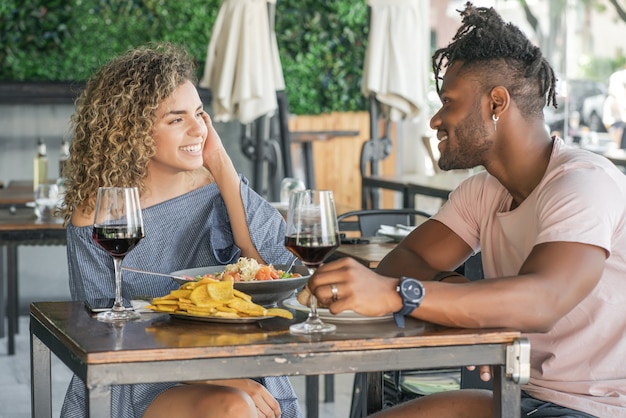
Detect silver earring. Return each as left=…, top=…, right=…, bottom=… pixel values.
left=492, top=114, right=500, bottom=132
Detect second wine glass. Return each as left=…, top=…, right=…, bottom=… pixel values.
left=285, top=190, right=339, bottom=334
left=92, top=187, right=144, bottom=322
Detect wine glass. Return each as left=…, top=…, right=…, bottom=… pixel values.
left=92, top=187, right=144, bottom=322
left=285, top=190, right=339, bottom=334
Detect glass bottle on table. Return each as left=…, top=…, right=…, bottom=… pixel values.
left=56, top=139, right=71, bottom=197
left=285, top=190, right=339, bottom=334
left=33, top=137, right=48, bottom=191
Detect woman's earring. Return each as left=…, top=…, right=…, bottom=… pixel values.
left=492, top=114, right=500, bottom=132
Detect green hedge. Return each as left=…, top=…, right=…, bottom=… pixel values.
left=0, top=0, right=368, bottom=114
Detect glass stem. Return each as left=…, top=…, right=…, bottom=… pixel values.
left=112, top=257, right=125, bottom=312
left=309, top=295, right=320, bottom=320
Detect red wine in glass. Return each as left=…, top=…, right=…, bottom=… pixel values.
left=284, top=235, right=339, bottom=267
left=93, top=226, right=144, bottom=258
left=285, top=190, right=339, bottom=334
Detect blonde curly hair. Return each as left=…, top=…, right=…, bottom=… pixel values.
left=62, top=42, right=197, bottom=224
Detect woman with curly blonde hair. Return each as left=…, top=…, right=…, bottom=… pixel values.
left=61, top=43, right=302, bottom=418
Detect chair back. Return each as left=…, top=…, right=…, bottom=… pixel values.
left=337, top=208, right=432, bottom=237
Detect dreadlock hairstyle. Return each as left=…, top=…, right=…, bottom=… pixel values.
left=432, top=2, right=558, bottom=118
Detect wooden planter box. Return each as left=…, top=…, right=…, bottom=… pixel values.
left=289, top=111, right=398, bottom=212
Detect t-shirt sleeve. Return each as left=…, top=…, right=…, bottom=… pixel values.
left=534, top=164, right=623, bottom=255
left=432, top=174, right=487, bottom=254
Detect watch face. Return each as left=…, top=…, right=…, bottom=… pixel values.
left=400, top=279, right=424, bottom=303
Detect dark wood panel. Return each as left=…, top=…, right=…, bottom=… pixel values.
left=0, top=82, right=212, bottom=105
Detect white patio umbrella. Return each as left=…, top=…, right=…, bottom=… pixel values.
left=360, top=0, right=430, bottom=208
left=199, top=0, right=285, bottom=124
left=361, top=0, right=428, bottom=122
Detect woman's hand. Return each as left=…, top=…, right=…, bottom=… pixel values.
left=310, top=258, right=400, bottom=317
left=201, top=111, right=228, bottom=173
left=207, top=379, right=281, bottom=418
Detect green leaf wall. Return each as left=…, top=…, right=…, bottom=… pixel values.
left=0, top=0, right=368, bottom=115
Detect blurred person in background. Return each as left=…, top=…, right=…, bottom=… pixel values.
left=603, top=63, right=626, bottom=148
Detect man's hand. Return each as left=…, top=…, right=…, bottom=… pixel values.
left=466, top=365, right=492, bottom=381
left=310, top=258, right=401, bottom=317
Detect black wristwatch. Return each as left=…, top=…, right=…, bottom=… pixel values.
left=394, top=277, right=425, bottom=328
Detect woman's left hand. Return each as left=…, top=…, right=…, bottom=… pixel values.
left=201, top=111, right=228, bottom=171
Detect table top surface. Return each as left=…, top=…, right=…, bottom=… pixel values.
left=290, top=130, right=359, bottom=142
left=0, top=185, right=35, bottom=206
left=603, top=148, right=626, bottom=162
left=363, top=170, right=475, bottom=191
left=0, top=207, right=64, bottom=231
left=335, top=242, right=396, bottom=269
left=31, top=301, right=520, bottom=366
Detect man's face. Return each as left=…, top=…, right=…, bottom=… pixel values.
left=431, top=62, right=492, bottom=171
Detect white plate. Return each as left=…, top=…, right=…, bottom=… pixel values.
left=170, top=265, right=310, bottom=306
left=283, top=297, right=393, bottom=323
left=170, top=312, right=275, bottom=324
left=376, top=225, right=416, bottom=242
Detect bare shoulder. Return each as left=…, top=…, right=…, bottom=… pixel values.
left=71, top=205, right=94, bottom=227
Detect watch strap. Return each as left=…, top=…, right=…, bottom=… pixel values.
left=394, top=277, right=424, bottom=328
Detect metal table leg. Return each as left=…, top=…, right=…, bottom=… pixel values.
left=31, top=332, right=52, bottom=418
left=7, top=245, right=17, bottom=355
left=88, top=385, right=112, bottom=418
left=493, top=364, right=521, bottom=418
left=302, top=142, right=316, bottom=189
left=305, top=375, right=319, bottom=418
left=0, top=245, right=5, bottom=338
left=324, top=374, right=334, bottom=403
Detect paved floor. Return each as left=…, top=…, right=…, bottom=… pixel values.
left=0, top=316, right=356, bottom=418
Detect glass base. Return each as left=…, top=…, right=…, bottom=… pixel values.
left=96, top=308, right=140, bottom=322
left=290, top=318, right=336, bottom=334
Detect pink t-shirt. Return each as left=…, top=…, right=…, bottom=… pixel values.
left=433, top=138, right=626, bottom=416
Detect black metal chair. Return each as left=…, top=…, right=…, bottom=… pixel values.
left=337, top=208, right=432, bottom=237
left=360, top=96, right=394, bottom=210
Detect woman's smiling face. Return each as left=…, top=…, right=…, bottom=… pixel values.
left=150, top=80, right=207, bottom=175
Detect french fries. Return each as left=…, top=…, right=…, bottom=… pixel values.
left=146, top=276, right=293, bottom=319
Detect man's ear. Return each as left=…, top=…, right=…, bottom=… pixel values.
left=489, top=86, right=510, bottom=117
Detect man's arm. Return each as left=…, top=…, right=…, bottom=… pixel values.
left=376, top=218, right=475, bottom=280
left=313, top=220, right=606, bottom=333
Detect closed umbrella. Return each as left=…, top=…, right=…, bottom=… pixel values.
left=200, top=0, right=284, bottom=124
left=200, top=0, right=285, bottom=199
left=360, top=0, right=430, bottom=208
left=362, top=0, right=428, bottom=122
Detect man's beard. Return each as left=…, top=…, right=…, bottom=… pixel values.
left=438, top=113, right=491, bottom=171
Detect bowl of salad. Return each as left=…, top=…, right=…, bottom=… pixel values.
left=170, top=257, right=309, bottom=306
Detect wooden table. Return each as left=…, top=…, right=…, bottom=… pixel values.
left=0, top=183, right=34, bottom=208
left=361, top=170, right=474, bottom=209
left=31, top=301, right=529, bottom=418
left=0, top=199, right=65, bottom=355
left=335, top=242, right=396, bottom=269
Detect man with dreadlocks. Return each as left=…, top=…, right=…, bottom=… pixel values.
left=308, top=2, right=626, bottom=417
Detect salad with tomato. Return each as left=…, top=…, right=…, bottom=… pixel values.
left=196, top=257, right=301, bottom=282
